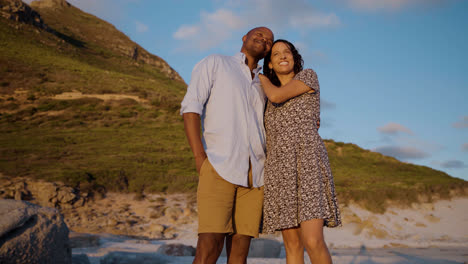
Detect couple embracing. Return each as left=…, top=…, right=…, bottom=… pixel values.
left=181, top=26, right=341, bottom=264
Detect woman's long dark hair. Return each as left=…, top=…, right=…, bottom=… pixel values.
left=263, top=39, right=304, bottom=86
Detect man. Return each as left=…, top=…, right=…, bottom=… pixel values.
left=180, top=27, right=274, bottom=264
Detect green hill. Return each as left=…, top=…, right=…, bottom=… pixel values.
left=0, top=0, right=466, bottom=213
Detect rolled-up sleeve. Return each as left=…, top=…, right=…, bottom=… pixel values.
left=180, top=56, right=215, bottom=115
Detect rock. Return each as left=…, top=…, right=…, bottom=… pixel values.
left=0, top=0, right=46, bottom=29
left=107, top=218, right=119, bottom=227
left=30, top=0, right=70, bottom=9
left=149, top=205, right=165, bottom=219
left=100, top=251, right=169, bottom=264
left=162, top=226, right=178, bottom=239
left=156, top=243, right=196, bottom=256
left=0, top=199, right=71, bottom=264
left=148, top=223, right=165, bottom=238
left=29, top=181, right=59, bottom=206
left=58, top=187, right=77, bottom=204
left=182, top=207, right=197, bottom=218
left=69, top=233, right=101, bottom=248
left=248, top=238, right=282, bottom=258
left=149, top=223, right=165, bottom=233
left=164, top=207, right=183, bottom=222
left=72, top=254, right=90, bottom=264
left=0, top=178, right=87, bottom=209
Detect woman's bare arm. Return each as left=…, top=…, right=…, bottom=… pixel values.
left=259, top=74, right=314, bottom=104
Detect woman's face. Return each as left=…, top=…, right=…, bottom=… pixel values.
left=268, top=42, right=294, bottom=76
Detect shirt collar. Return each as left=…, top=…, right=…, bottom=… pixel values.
left=235, top=52, right=262, bottom=74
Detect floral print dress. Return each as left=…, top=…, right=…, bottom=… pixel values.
left=262, top=69, right=341, bottom=233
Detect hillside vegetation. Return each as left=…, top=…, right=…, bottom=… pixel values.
left=0, top=0, right=466, bottom=213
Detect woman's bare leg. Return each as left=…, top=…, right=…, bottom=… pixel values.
left=300, top=219, right=332, bottom=264
left=282, top=227, right=305, bottom=264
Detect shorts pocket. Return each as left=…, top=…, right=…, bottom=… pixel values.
left=199, top=158, right=209, bottom=176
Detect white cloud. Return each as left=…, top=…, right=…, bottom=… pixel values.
left=453, top=116, right=468, bottom=129
left=173, top=0, right=340, bottom=52
left=135, top=21, right=148, bottom=33
left=290, top=13, right=340, bottom=29
left=373, top=145, right=429, bottom=160
left=378, top=122, right=413, bottom=135
left=173, top=25, right=201, bottom=40
left=173, top=9, right=246, bottom=51
left=344, top=0, right=445, bottom=12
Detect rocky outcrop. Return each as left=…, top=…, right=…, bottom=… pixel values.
left=30, top=0, right=70, bottom=9
left=0, top=0, right=47, bottom=29
left=0, top=176, right=198, bottom=240
left=0, top=177, right=88, bottom=209
left=0, top=199, right=71, bottom=264
left=29, top=0, right=184, bottom=83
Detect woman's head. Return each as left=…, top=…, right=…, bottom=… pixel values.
left=263, top=39, right=303, bottom=86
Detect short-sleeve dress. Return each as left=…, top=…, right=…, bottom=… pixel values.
left=262, top=69, right=341, bottom=233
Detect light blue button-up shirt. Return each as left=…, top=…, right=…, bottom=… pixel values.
left=180, top=52, right=266, bottom=187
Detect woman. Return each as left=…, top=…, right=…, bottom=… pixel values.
left=259, top=39, right=341, bottom=264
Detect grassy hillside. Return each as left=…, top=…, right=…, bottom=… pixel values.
left=0, top=0, right=194, bottom=193
left=325, top=141, right=466, bottom=212
left=0, top=0, right=466, bottom=213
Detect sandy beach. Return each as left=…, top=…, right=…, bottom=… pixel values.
left=70, top=196, right=468, bottom=264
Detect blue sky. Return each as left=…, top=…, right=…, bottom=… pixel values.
left=33, top=0, right=468, bottom=180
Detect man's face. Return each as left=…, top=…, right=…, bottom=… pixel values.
left=242, top=27, right=274, bottom=60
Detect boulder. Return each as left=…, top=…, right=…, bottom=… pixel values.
left=100, top=251, right=169, bottom=264
left=28, top=181, right=59, bottom=207
left=156, top=243, right=195, bottom=256
left=0, top=199, right=71, bottom=264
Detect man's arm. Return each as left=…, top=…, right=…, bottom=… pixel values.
left=183, top=112, right=207, bottom=173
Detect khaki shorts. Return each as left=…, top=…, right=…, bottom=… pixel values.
left=197, top=158, right=264, bottom=238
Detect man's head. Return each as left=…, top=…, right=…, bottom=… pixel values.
left=241, top=27, right=274, bottom=61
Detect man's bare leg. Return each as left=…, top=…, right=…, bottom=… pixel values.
left=225, top=233, right=252, bottom=264
left=193, top=233, right=226, bottom=264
